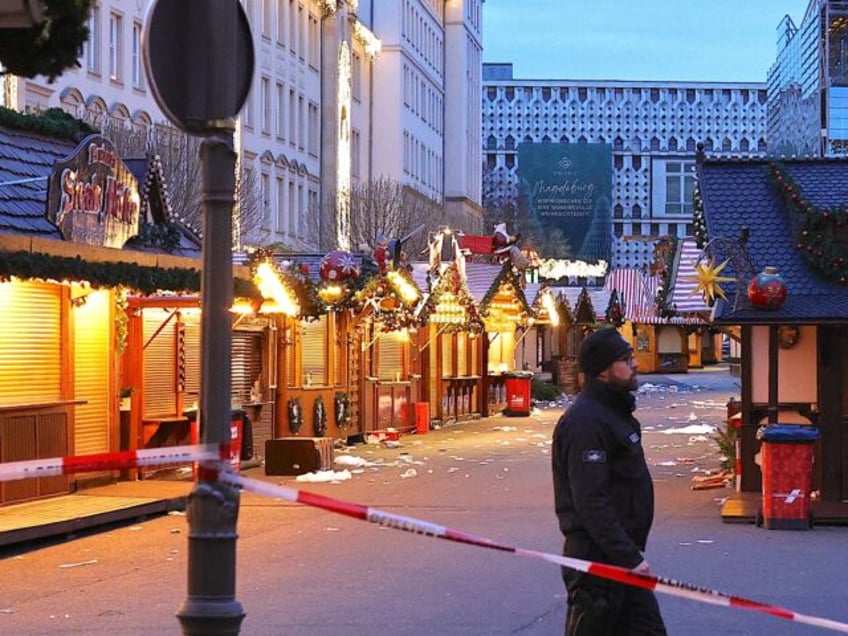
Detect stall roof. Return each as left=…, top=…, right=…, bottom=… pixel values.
left=697, top=155, right=848, bottom=323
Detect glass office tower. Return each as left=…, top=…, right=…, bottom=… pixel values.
left=768, top=0, right=848, bottom=156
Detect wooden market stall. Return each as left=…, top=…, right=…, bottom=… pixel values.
left=0, top=121, right=226, bottom=501
left=695, top=152, right=848, bottom=521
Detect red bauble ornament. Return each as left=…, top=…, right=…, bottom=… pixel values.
left=747, top=266, right=788, bottom=310
left=319, top=250, right=361, bottom=282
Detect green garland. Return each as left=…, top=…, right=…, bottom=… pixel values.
left=0, top=249, right=261, bottom=299
left=693, top=183, right=708, bottom=249
left=134, top=222, right=183, bottom=253
left=767, top=161, right=848, bottom=285
left=0, top=106, right=96, bottom=142
left=0, top=1, right=95, bottom=81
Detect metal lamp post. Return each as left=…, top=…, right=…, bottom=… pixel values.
left=143, top=1, right=254, bottom=633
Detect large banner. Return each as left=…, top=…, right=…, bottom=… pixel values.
left=517, top=143, right=612, bottom=262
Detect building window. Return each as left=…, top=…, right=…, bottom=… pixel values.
left=262, top=172, right=271, bottom=228
left=308, top=12, right=319, bottom=68
left=298, top=95, right=305, bottom=150
left=288, top=88, right=296, bottom=144
left=352, top=51, right=362, bottom=102
left=262, top=0, right=272, bottom=39
left=663, top=162, right=695, bottom=215
left=288, top=179, right=296, bottom=234
left=109, top=12, right=122, bottom=82
left=243, top=87, right=254, bottom=129
left=276, top=81, right=285, bottom=140
left=277, top=0, right=286, bottom=45
left=352, top=128, right=361, bottom=178
left=131, top=21, right=144, bottom=89
left=289, top=0, right=297, bottom=53
left=261, top=76, right=271, bottom=134
left=308, top=101, right=318, bottom=156
left=276, top=176, right=285, bottom=232
left=85, top=5, right=101, bottom=73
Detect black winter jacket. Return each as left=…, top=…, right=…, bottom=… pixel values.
left=552, top=377, right=654, bottom=570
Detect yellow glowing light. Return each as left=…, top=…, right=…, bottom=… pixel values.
left=319, top=284, right=344, bottom=303
left=386, top=271, right=419, bottom=304
left=255, top=261, right=300, bottom=316
left=541, top=291, right=560, bottom=326
left=231, top=302, right=255, bottom=315
left=686, top=258, right=734, bottom=305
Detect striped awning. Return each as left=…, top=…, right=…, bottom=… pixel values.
left=669, top=237, right=713, bottom=314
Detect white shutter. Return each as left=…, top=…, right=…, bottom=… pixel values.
left=300, top=316, right=327, bottom=385
left=0, top=282, right=61, bottom=404
left=143, top=309, right=177, bottom=417
left=233, top=331, right=262, bottom=399
left=73, top=289, right=111, bottom=455
left=377, top=332, right=403, bottom=380
left=184, top=315, right=201, bottom=401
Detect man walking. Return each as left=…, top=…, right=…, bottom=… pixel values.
left=552, top=328, right=667, bottom=635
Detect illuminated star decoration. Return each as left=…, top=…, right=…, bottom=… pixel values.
left=686, top=258, right=734, bottom=305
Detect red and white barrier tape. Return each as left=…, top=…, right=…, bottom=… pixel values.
left=225, top=473, right=848, bottom=634
left=0, top=444, right=219, bottom=482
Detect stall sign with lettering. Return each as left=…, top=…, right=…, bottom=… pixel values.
left=46, top=135, right=141, bottom=248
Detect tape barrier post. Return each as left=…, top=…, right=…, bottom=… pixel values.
left=224, top=473, right=848, bottom=634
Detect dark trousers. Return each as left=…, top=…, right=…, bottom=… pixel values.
left=564, top=573, right=667, bottom=636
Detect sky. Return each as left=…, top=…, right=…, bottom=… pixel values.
left=482, top=0, right=813, bottom=83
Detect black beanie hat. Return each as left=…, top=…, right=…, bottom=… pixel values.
left=578, top=328, right=632, bottom=377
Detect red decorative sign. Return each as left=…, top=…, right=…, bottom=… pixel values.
left=46, top=135, right=141, bottom=248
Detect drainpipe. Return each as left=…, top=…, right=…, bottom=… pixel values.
left=368, top=0, right=374, bottom=186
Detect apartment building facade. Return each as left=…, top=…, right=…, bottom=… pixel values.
left=2, top=0, right=483, bottom=250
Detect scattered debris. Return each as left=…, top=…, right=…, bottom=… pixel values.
left=691, top=470, right=733, bottom=490
left=59, top=559, right=98, bottom=569
left=295, top=469, right=353, bottom=483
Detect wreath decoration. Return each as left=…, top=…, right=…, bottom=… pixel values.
left=605, top=289, right=625, bottom=327
left=334, top=392, right=350, bottom=428
left=767, top=161, right=848, bottom=285
left=313, top=396, right=327, bottom=437
left=287, top=397, right=303, bottom=434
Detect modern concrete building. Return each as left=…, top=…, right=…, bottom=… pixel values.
left=767, top=0, right=848, bottom=157
left=481, top=63, right=768, bottom=269
left=1, top=0, right=483, bottom=250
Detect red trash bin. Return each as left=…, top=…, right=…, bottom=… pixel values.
left=186, top=408, right=243, bottom=474
left=415, top=402, right=430, bottom=434
left=758, top=424, right=820, bottom=530
left=504, top=371, right=533, bottom=417
left=229, top=410, right=244, bottom=472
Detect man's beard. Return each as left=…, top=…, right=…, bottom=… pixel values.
left=609, top=373, right=638, bottom=393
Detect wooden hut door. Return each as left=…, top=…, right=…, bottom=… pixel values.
left=818, top=326, right=848, bottom=502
